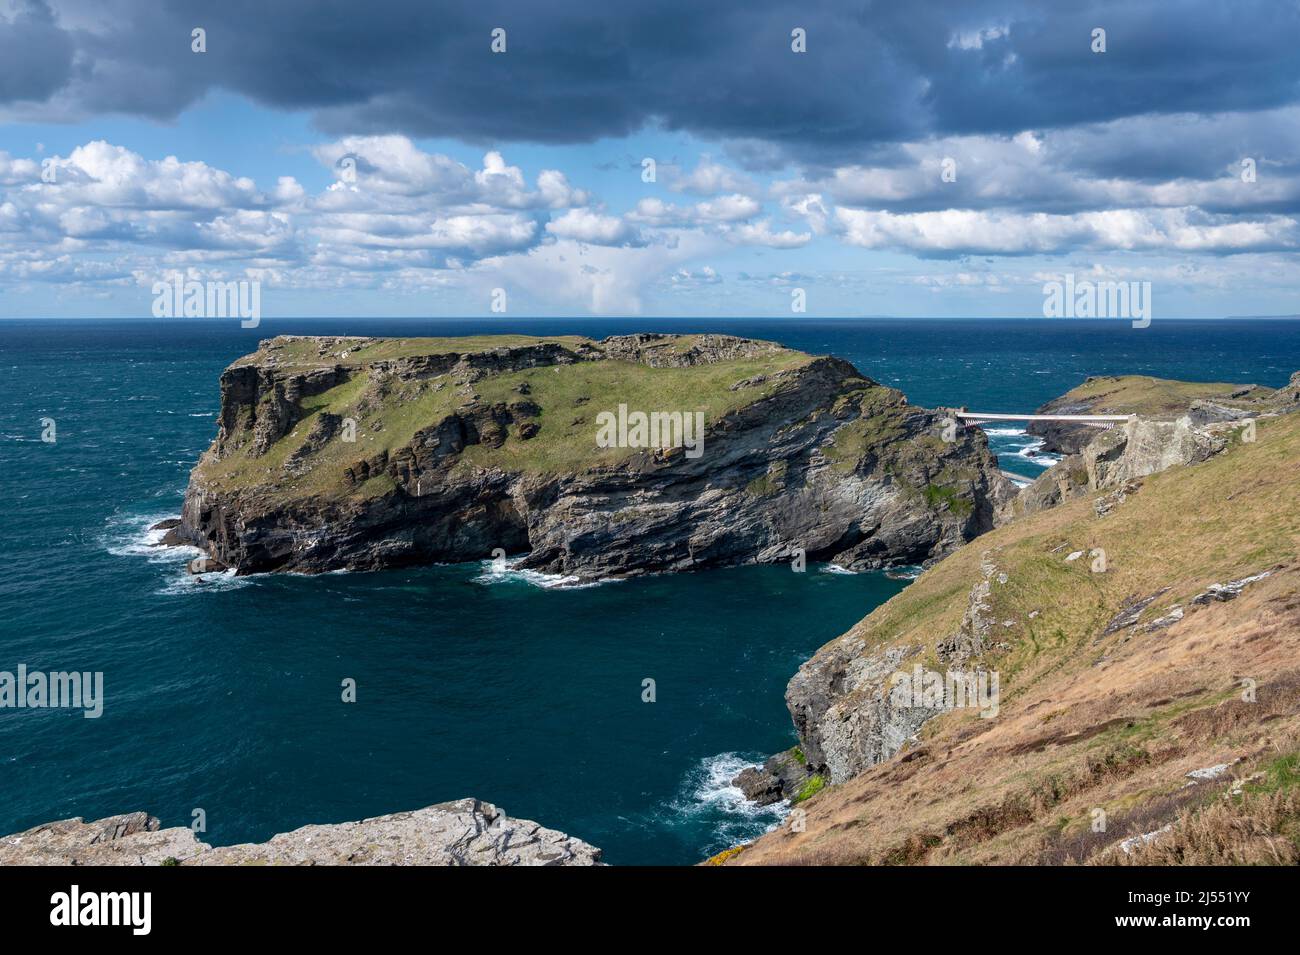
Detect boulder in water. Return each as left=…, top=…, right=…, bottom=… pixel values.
left=187, top=557, right=228, bottom=575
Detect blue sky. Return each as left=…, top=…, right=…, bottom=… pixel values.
left=1, top=0, right=1298, bottom=319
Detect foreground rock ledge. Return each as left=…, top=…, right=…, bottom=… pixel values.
left=0, top=799, right=602, bottom=866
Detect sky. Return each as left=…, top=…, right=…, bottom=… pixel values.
left=0, top=0, right=1298, bottom=319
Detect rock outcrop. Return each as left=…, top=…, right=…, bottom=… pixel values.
left=785, top=550, right=1003, bottom=783
left=733, top=749, right=816, bottom=805
left=0, top=799, right=602, bottom=866
left=787, top=642, right=940, bottom=784
left=172, top=334, right=1015, bottom=580
left=1020, top=415, right=1229, bottom=515
left=745, top=369, right=1300, bottom=804
left=1017, top=371, right=1300, bottom=518
left=1026, top=373, right=1294, bottom=455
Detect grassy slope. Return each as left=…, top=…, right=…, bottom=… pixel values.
left=228, top=334, right=592, bottom=368
left=729, top=408, right=1300, bottom=865
left=1048, top=374, right=1271, bottom=416
left=197, top=336, right=820, bottom=500
left=455, top=352, right=817, bottom=474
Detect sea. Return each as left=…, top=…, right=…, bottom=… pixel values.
left=3, top=317, right=1299, bottom=865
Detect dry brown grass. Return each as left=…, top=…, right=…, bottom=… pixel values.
left=726, top=410, right=1300, bottom=866
left=1112, top=789, right=1300, bottom=866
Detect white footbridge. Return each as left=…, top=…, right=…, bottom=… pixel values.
left=954, top=410, right=1135, bottom=430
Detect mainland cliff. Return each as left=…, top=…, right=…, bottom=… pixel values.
left=1017, top=371, right=1300, bottom=516
left=1025, top=372, right=1298, bottom=455
left=171, top=333, right=1015, bottom=579
left=719, top=370, right=1300, bottom=866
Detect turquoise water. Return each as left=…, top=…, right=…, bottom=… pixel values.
left=3, top=318, right=1300, bottom=864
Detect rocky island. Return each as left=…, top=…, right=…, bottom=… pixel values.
left=167, top=333, right=1015, bottom=579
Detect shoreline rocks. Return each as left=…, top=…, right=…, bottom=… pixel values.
left=186, top=556, right=228, bottom=575
left=0, top=799, right=602, bottom=866
left=732, top=749, right=815, bottom=805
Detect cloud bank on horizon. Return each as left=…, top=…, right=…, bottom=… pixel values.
left=0, top=0, right=1298, bottom=318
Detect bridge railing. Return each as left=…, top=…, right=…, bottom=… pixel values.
left=952, top=412, right=1136, bottom=423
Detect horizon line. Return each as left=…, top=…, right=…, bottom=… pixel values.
left=3, top=315, right=1300, bottom=323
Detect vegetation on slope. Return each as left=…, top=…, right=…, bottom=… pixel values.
left=197, top=335, right=818, bottom=501
left=227, top=334, right=591, bottom=369
left=1046, top=374, right=1271, bottom=417
left=728, top=407, right=1300, bottom=865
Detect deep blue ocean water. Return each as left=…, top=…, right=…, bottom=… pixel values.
left=4, top=317, right=1300, bottom=865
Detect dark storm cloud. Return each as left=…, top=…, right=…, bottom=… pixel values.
left=922, top=2, right=1300, bottom=137
left=7, top=0, right=1296, bottom=161
left=1049, top=110, right=1300, bottom=186
left=0, top=0, right=74, bottom=103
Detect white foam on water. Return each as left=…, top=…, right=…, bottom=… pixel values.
left=984, top=427, right=1062, bottom=471
left=821, top=563, right=926, bottom=579
left=156, top=568, right=253, bottom=596
left=885, top=565, right=925, bottom=580
left=662, top=752, right=791, bottom=861
left=1018, top=444, right=1062, bottom=465
left=103, top=511, right=200, bottom=564
left=104, top=508, right=256, bottom=595
left=470, top=556, right=617, bottom=590
left=674, top=752, right=789, bottom=825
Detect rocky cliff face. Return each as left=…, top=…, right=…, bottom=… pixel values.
left=1019, top=374, right=1300, bottom=516
left=1025, top=373, right=1293, bottom=454
left=722, top=371, right=1300, bottom=866
left=754, top=370, right=1300, bottom=796
left=174, top=333, right=1015, bottom=579
left=1019, top=415, right=1227, bottom=515
left=722, top=369, right=1300, bottom=867
left=783, top=550, right=1003, bottom=784
left=0, top=799, right=602, bottom=866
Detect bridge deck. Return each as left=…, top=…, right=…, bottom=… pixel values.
left=954, top=412, right=1135, bottom=423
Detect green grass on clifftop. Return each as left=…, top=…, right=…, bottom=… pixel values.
left=1051, top=374, right=1271, bottom=416
left=198, top=335, right=822, bottom=498
left=229, top=335, right=593, bottom=369
left=850, top=408, right=1300, bottom=685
